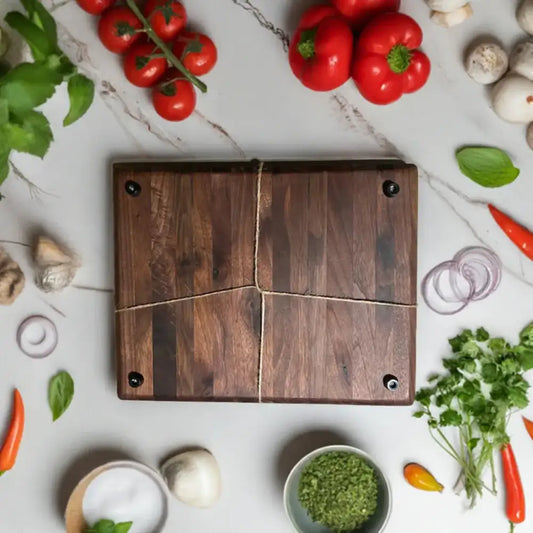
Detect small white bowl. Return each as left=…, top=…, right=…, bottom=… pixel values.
left=283, top=445, right=392, bottom=533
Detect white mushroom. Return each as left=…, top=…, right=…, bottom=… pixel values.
left=518, top=0, right=533, bottom=35
left=465, top=43, right=508, bottom=84
left=492, top=73, right=533, bottom=123
left=426, top=0, right=467, bottom=12
left=527, top=123, right=533, bottom=149
left=510, top=41, right=533, bottom=81
left=431, top=4, right=473, bottom=27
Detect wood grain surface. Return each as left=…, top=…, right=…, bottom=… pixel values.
left=114, top=161, right=418, bottom=404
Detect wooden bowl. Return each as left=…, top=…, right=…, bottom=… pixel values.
left=65, top=460, right=168, bottom=533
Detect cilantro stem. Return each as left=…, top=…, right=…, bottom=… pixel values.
left=123, top=0, right=207, bottom=93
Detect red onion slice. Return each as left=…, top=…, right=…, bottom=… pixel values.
left=17, top=315, right=58, bottom=358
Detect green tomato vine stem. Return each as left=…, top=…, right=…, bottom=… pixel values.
left=124, top=0, right=207, bottom=93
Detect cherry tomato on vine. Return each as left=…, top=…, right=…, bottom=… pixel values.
left=172, top=31, right=217, bottom=76
left=144, top=0, right=187, bottom=41
left=76, top=0, right=116, bottom=16
left=152, top=75, right=196, bottom=121
left=124, top=41, right=168, bottom=87
left=98, top=6, right=143, bottom=54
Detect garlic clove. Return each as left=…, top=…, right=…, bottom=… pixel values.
left=0, top=247, right=25, bottom=305
left=465, top=43, right=508, bottom=84
left=426, top=0, right=467, bottom=13
left=431, top=4, right=473, bottom=27
left=518, top=0, right=533, bottom=35
left=492, top=73, right=533, bottom=123
left=161, top=450, right=222, bottom=509
left=510, top=41, right=533, bottom=81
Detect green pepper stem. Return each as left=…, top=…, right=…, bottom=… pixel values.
left=124, top=0, right=207, bottom=93
left=297, top=28, right=317, bottom=60
left=387, top=44, right=412, bottom=74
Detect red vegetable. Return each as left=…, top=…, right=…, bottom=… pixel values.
left=98, top=6, right=142, bottom=54
left=351, top=12, right=430, bottom=105
left=143, top=0, right=187, bottom=42
left=173, top=31, right=218, bottom=76
left=489, top=204, right=533, bottom=262
left=501, top=443, right=525, bottom=530
left=152, top=75, right=196, bottom=121
left=522, top=416, right=533, bottom=440
left=289, top=4, right=353, bottom=92
left=331, top=0, right=400, bottom=29
left=76, top=0, right=116, bottom=16
left=124, top=41, right=168, bottom=87
left=0, top=389, right=24, bottom=475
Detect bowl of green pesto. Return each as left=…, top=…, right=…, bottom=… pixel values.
left=284, top=445, right=391, bottom=533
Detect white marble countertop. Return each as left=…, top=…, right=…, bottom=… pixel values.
left=1, top=0, right=533, bottom=531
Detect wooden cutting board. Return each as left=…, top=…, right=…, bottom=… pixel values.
left=114, top=161, right=418, bottom=404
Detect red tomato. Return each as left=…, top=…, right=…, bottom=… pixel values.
left=124, top=41, right=168, bottom=87
left=98, top=6, right=142, bottom=54
left=76, top=0, right=116, bottom=16
left=172, top=31, right=217, bottom=76
left=152, top=75, right=196, bottom=121
left=144, top=0, right=187, bottom=41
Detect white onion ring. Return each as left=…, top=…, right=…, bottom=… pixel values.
left=422, top=247, right=502, bottom=315
left=17, top=315, right=58, bottom=358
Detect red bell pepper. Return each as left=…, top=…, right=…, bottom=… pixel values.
left=331, top=0, right=400, bottom=30
left=352, top=12, right=431, bottom=105
left=289, top=4, right=353, bottom=92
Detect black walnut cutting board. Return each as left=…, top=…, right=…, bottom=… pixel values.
left=114, top=161, right=418, bottom=404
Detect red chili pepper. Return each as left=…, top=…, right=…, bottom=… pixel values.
left=0, top=389, right=24, bottom=475
left=288, top=4, right=353, bottom=92
left=330, top=0, right=400, bottom=29
left=489, top=204, right=533, bottom=261
left=522, top=416, right=533, bottom=440
left=501, top=443, right=525, bottom=532
left=351, top=12, right=431, bottom=105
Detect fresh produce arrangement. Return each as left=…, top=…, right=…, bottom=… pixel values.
left=0, top=0, right=95, bottom=185
left=298, top=451, right=378, bottom=532
left=289, top=2, right=430, bottom=104
left=414, top=324, right=533, bottom=529
left=75, top=0, right=217, bottom=122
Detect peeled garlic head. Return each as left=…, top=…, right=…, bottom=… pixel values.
left=34, top=236, right=80, bottom=293
left=0, top=247, right=24, bottom=305
left=161, top=450, right=221, bottom=508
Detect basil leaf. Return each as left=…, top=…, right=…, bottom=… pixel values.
left=4, top=110, right=52, bottom=158
left=456, top=147, right=520, bottom=188
left=20, top=0, right=58, bottom=49
left=114, top=522, right=133, bottom=533
left=0, top=63, right=61, bottom=113
left=48, top=370, right=74, bottom=421
left=4, top=12, right=54, bottom=60
left=64, top=73, right=94, bottom=126
left=0, top=98, right=8, bottom=124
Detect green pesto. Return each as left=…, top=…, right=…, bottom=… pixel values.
left=298, top=452, right=378, bottom=533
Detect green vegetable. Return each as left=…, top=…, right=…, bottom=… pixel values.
left=414, top=324, right=533, bottom=508
left=48, top=370, right=74, bottom=421
left=84, top=519, right=133, bottom=533
left=0, top=0, right=94, bottom=186
left=456, top=146, right=520, bottom=188
left=298, top=451, right=378, bottom=533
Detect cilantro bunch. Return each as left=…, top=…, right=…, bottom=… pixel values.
left=0, top=0, right=94, bottom=185
left=414, top=324, right=533, bottom=507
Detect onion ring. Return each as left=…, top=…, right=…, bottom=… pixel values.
left=422, top=247, right=502, bottom=315
left=17, top=315, right=58, bottom=358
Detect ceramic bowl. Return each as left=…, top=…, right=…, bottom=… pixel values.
left=284, top=445, right=392, bottom=533
left=65, top=460, right=168, bottom=533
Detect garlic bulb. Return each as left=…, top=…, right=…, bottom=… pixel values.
left=33, top=236, right=80, bottom=293
left=161, top=450, right=221, bottom=508
left=0, top=247, right=24, bottom=305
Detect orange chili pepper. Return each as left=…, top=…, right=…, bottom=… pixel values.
left=489, top=204, right=533, bottom=262
left=0, top=389, right=24, bottom=475
left=403, top=462, right=444, bottom=492
left=522, top=416, right=533, bottom=440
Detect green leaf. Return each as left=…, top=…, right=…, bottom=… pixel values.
left=20, top=0, right=58, bottom=49
left=415, top=388, right=433, bottom=407
left=518, top=347, right=533, bottom=371
left=428, top=374, right=440, bottom=382
left=114, top=522, right=133, bottom=533
left=501, top=357, right=521, bottom=375
left=4, top=12, right=54, bottom=60
left=3, top=110, right=52, bottom=157
left=412, top=410, right=425, bottom=418
left=63, top=73, right=94, bottom=126
left=490, top=383, right=508, bottom=402
left=476, top=327, right=490, bottom=342
left=449, top=330, right=474, bottom=352
left=0, top=63, right=61, bottom=113
left=456, top=146, right=520, bottom=188
left=457, top=356, right=477, bottom=373
left=0, top=141, right=10, bottom=186
left=0, top=98, right=8, bottom=124
left=440, top=409, right=462, bottom=426
left=519, top=322, right=533, bottom=348
left=488, top=337, right=509, bottom=356
left=509, top=387, right=529, bottom=409
left=48, top=370, right=74, bottom=421
left=468, top=438, right=480, bottom=451
left=481, top=363, right=499, bottom=383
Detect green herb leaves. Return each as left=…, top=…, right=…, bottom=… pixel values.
left=84, top=519, right=133, bottom=533
left=64, top=74, right=95, bottom=126
left=456, top=146, right=520, bottom=188
left=48, top=370, right=74, bottom=421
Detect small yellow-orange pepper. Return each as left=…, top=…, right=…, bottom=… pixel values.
left=403, top=463, right=444, bottom=492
